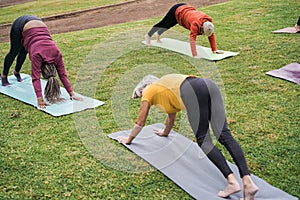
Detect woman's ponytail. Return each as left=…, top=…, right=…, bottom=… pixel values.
left=42, top=63, right=65, bottom=104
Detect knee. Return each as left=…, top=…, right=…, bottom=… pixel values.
left=218, top=131, right=236, bottom=145
left=196, top=134, right=214, bottom=153
left=6, top=49, right=19, bottom=58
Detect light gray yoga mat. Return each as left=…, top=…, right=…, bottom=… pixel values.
left=272, top=27, right=300, bottom=34
left=142, top=38, right=239, bottom=61
left=109, top=123, right=298, bottom=200
left=266, top=63, right=300, bottom=85
left=0, top=73, right=104, bottom=116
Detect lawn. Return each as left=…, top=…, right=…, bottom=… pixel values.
left=0, top=0, right=299, bottom=199
left=0, top=0, right=131, bottom=24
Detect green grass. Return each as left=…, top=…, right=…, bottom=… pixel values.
left=0, top=0, right=131, bottom=24
left=0, top=0, right=299, bottom=199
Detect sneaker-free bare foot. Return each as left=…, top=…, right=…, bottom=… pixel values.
left=144, top=34, right=151, bottom=45
left=13, top=71, right=22, bottom=82
left=242, top=182, right=258, bottom=200
left=218, top=174, right=242, bottom=198
left=240, top=175, right=259, bottom=200
left=154, top=32, right=162, bottom=43
left=218, top=182, right=242, bottom=197
left=1, top=75, right=10, bottom=86
left=295, top=24, right=300, bottom=32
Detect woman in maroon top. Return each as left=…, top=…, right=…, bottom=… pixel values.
left=1, top=15, right=81, bottom=108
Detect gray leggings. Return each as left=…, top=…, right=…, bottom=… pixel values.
left=180, top=77, right=250, bottom=178
left=3, top=15, right=41, bottom=76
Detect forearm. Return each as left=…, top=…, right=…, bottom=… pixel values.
left=56, top=56, right=73, bottom=94
left=208, top=33, right=217, bottom=52
left=190, top=38, right=197, bottom=57
left=31, top=59, right=43, bottom=98
left=163, top=113, right=176, bottom=136
left=126, top=101, right=149, bottom=144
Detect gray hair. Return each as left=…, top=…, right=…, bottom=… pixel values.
left=203, top=21, right=214, bottom=36
left=132, top=75, right=159, bottom=99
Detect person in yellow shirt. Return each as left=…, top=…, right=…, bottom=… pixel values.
left=118, top=74, right=258, bottom=200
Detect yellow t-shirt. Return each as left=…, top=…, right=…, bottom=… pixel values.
left=142, top=74, right=193, bottom=113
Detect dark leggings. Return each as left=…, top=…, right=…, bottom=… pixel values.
left=180, top=78, right=250, bottom=178
left=3, top=15, right=41, bottom=76
left=297, top=16, right=300, bottom=26
left=147, top=3, right=186, bottom=37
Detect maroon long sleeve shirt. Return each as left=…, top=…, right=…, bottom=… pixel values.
left=22, top=27, right=72, bottom=98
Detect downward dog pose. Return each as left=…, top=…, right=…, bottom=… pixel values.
left=1, top=15, right=81, bottom=108
left=118, top=74, right=259, bottom=200
left=144, top=3, right=223, bottom=57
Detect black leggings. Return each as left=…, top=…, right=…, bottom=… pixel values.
left=147, top=3, right=186, bottom=37
left=180, top=78, right=250, bottom=178
left=3, top=15, right=41, bottom=76
left=297, top=16, right=300, bottom=26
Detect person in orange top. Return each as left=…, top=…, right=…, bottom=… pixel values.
left=144, top=3, right=223, bottom=57
left=118, top=74, right=259, bottom=200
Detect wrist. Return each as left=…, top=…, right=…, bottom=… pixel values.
left=130, top=124, right=143, bottom=137
left=127, top=135, right=135, bottom=143
left=37, top=96, right=43, bottom=101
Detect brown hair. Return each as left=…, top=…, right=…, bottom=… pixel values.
left=41, top=63, right=65, bottom=104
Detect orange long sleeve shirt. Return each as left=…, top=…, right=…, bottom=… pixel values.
left=175, top=5, right=217, bottom=56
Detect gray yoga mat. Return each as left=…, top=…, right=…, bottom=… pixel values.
left=0, top=73, right=104, bottom=116
left=109, top=123, right=298, bottom=200
left=266, top=63, right=300, bottom=85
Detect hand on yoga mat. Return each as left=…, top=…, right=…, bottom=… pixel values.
left=116, top=136, right=131, bottom=145
left=213, top=50, right=224, bottom=54
left=70, top=95, right=83, bottom=101
left=69, top=91, right=83, bottom=101
left=37, top=97, right=49, bottom=109
left=193, top=55, right=202, bottom=59
left=153, top=129, right=168, bottom=137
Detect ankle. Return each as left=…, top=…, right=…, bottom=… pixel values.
left=227, top=173, right=238, bottom=183
left=1, top=76, right=10, bottom=86
left=13, top=71, right=22, bottom=82
left=242, top=175, right=254, bottom=186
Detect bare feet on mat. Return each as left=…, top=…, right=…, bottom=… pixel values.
left=13, top=71, right=22, bottom=82
left=154, top=32, right=162, bottom=43
left=144, top=34, right=151, bottom=45
left=243, top=182, right=258, bottom=200
left=240, top=175, right=259, bottom=200
left=295, top=24, right=300, bottom=32
left=218, top=174, right=242, bottom=198
left=1, top=75, right=10, bottom=86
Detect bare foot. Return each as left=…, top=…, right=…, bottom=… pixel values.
left=242, top=182, right=258, bottom=200
left=13, top=71, right=22, bottom=82
left=218, top=174, right=242, bottom=198
left=295, top=24, right=300, bottom=32
left=1, top=75, right=10, bottom=86
left=154, top=32, right=162, bottom=43
left=218, top=182, right=242, bottom=198
left=144, top=34, right=151, bottom=45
